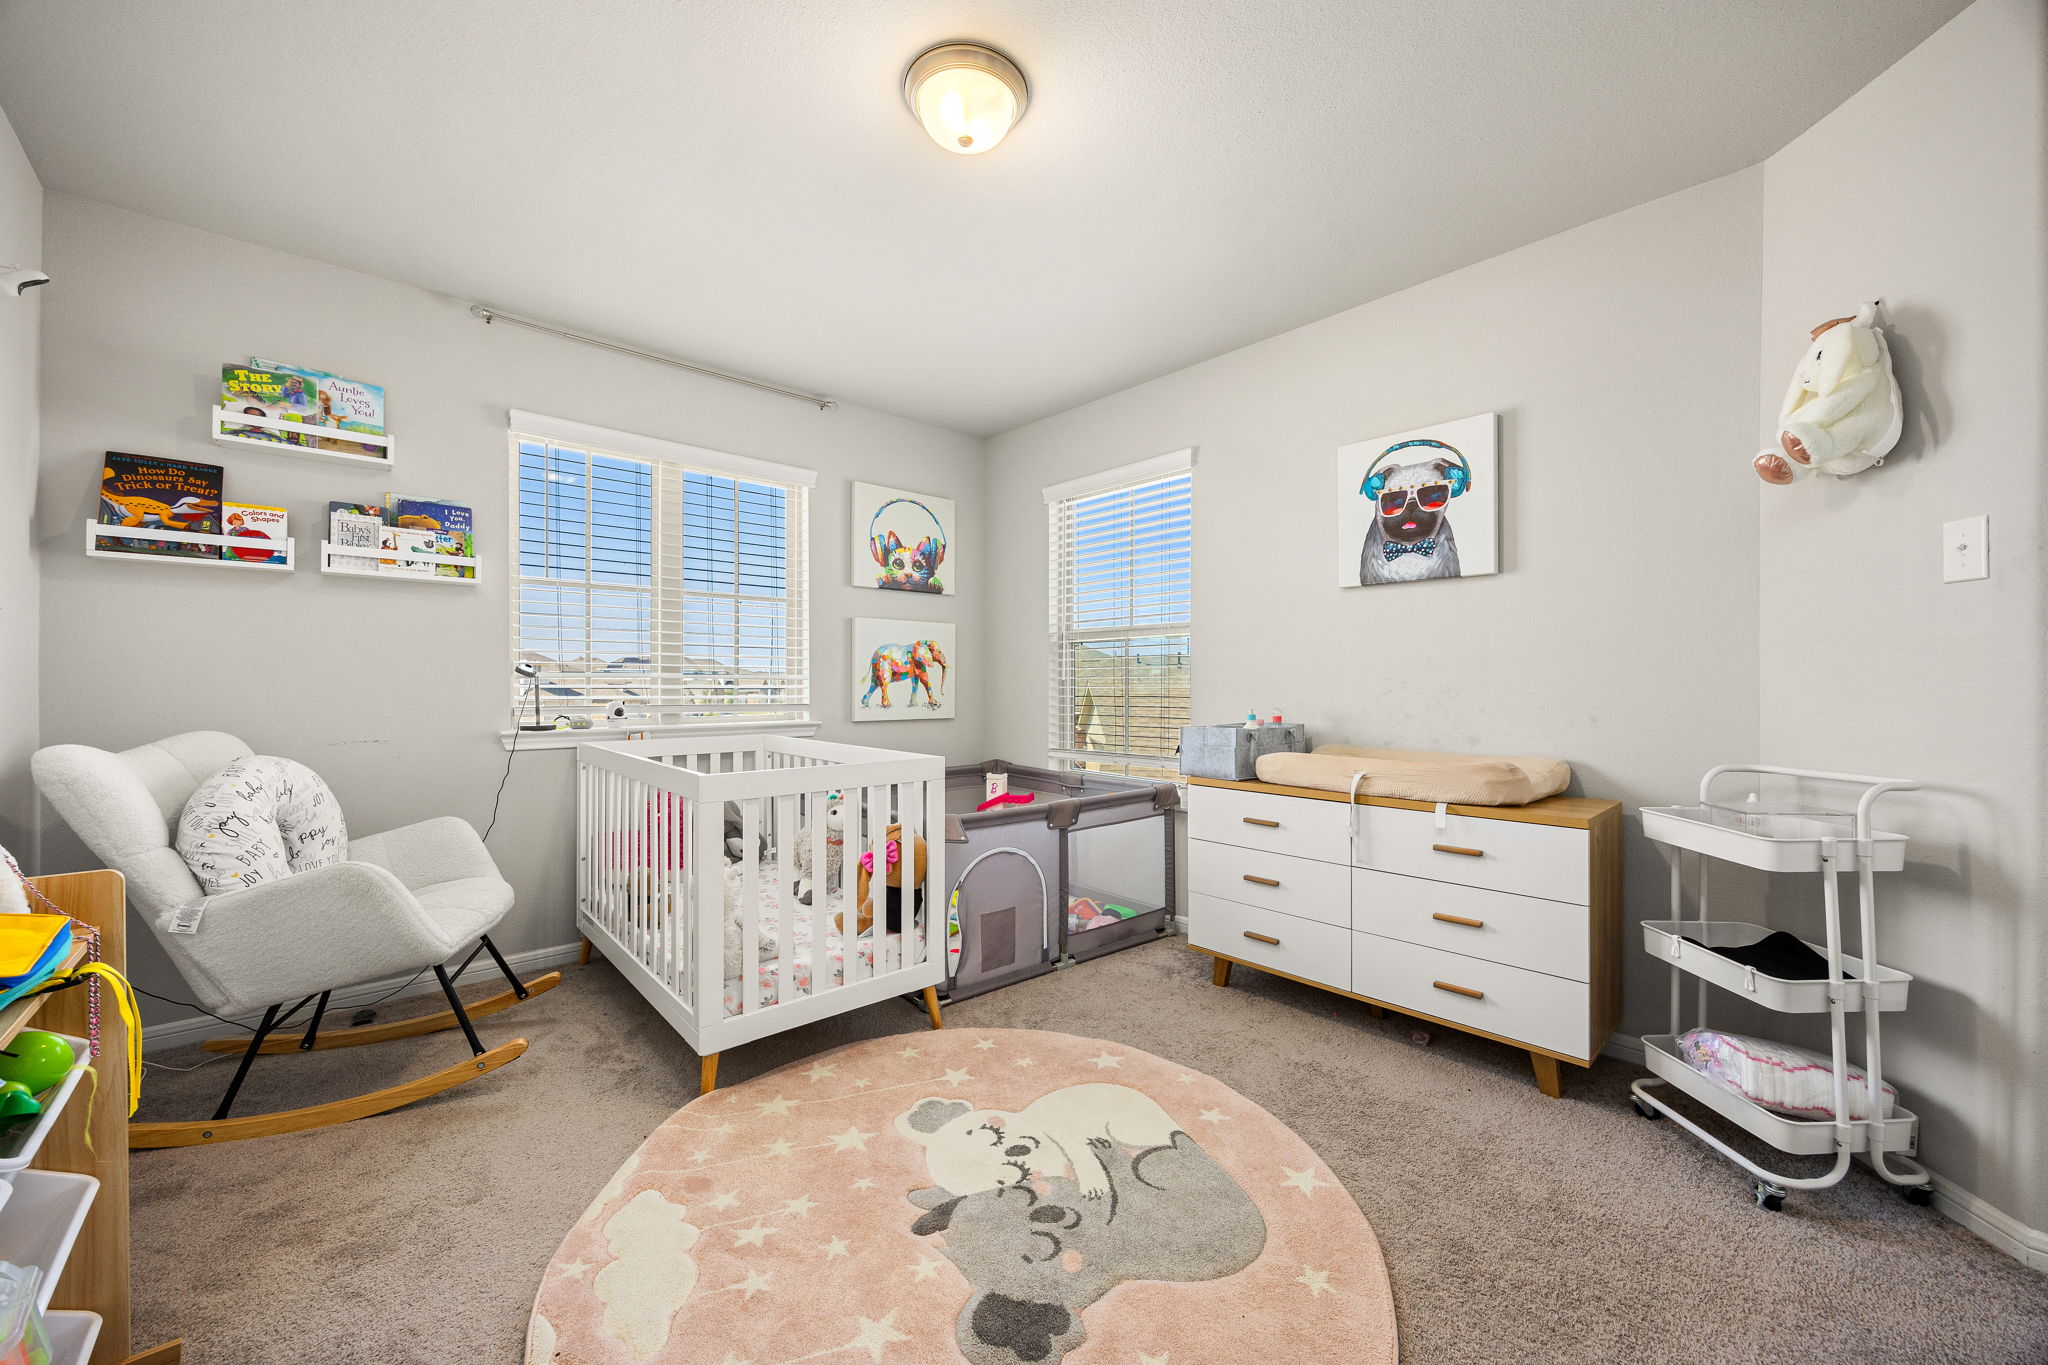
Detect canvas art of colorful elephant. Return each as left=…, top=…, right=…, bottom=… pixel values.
left=861, top=639, right=950, bottom=710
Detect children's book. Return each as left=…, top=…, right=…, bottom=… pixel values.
left=252, top=358, right=387, bottom=458
left=379, top=525, right=437, bottom=577
left=219, top=365, right=320, bottom=446
left=326, top=501, right=385, bottom=573
left=388, top=495, right=475, bottom=578
left=96, top=452, right=224, bottom=558
left=221, top=502, right=289, bottom=566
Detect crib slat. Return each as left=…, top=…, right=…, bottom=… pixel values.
left=897, top=780, right=919, bottom=971
left=741, top=798, right=763, bottom=1015
left=809, top=788, right=830, bottom=1001
left=773, top=793, right=798, bottom=997
left=694, top=785, right=724, bottom=1029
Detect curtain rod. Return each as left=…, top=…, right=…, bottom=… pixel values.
left=468, top=304, right=836, bottom=411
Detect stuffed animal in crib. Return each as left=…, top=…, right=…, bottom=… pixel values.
left=1754, top=304, right=1902, bottom=485
left=792, top=793, right=845, bottom=905
left=721, top=860, right=783, bottom=981
left=839, top=824, right=928, bottom=936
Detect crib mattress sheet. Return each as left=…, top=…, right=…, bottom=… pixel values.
left=722, top=859, right=912, bottom=1017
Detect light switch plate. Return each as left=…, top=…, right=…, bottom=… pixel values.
left=1943, top=515, right=1988, bottom=582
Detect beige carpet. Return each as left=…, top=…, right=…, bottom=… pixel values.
left=132, top=938, right=2048, bottom=1364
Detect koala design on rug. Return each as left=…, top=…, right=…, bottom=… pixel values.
left=896, top=1083, right=1183, bottom=1206
left=906, top=1129, right=1267, bottom=1365
left=1357, top=439, right=1471, bottom=585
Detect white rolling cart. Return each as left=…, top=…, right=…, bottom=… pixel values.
left=1629, top=765, right=1934, bottom=1211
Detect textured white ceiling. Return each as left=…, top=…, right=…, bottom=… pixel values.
left=0, top=0, right=1965, bottom=434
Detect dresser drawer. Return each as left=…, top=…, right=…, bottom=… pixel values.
left=1352, top=869, right=1588, bottom=981
left=1192, top=840, right=1350, bottom=928
left=1351, top=931, right=1590, bottom=1059
left=1189, top=893, right=1351, bottom=992
left=1188, top=785, right=1350, bottom=864
left=1351, top=805, right=1588, bottom=904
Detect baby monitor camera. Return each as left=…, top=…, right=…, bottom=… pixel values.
left=607, top=703, right=629, bottom=721
left=0, top=266, right=49, bottom=296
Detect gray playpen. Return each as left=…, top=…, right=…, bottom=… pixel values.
left=940, top=760, right=1180, bottom=1002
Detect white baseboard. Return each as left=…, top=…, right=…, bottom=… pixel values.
left=141, top=940, right=586, bottom=1054
left=1599, top=1031, right=2045, bottom=1270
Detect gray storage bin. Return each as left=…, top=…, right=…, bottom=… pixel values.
left=1178, top=723, right=1308, bottom=780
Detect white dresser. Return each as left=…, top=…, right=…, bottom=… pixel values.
left=1186, top=777, right=1622, bottom=1095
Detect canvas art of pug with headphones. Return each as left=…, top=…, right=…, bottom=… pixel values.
left=1335, top=411, right=1500, bottom=586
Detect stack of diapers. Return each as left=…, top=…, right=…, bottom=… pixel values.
left=1678, top=1028, right=1897, bottom=1121
left=1254, top=745, right=1571, bottom=807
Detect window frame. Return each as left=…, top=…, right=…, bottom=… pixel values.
left=1044, top=451, right=1195, bottom=777
left=507, top=412, right=816, bottom=736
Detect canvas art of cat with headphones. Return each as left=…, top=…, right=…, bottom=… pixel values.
left=1335, top=412, right=1500, bottom=587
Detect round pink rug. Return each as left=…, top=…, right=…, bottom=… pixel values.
left=529, top=1028, right=1397, bottom=1364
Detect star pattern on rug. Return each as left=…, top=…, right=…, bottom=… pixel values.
left=1198, top=1108, right=1230, bottom=1124
left=973, top=1038, right=997, bottom=1050
left=806, top=1062, right=840, bottom=1083
left=782, top=1195, right=818, bottom=1217
left=705, top=1190, right=741, bottom=1211
left=1280, top=1166, right=1331, bottom=1197
left=1087, top=1051, right=1124, bottom=1069
left=757, top=1095, right=798, bottom=1117
left=848, top=1310, right=910, bottom=1361
left=735, top=1270, right=775, bottom=1298
left=907, top=1257, right=944, bottom=1281
left=1014, top=1057, right=1036, bottom=1067
left=898, top=1045, right=923, bottom=1059
left=1140, top=1353, right=1170, bottom=1365
left=733, top=1222, right=779, bottom=1247
left=850, top=1177, right=876, bottom=1191
left=763, top=1139, right=795, bottom=1158
left=1297, top=1267, right=1334, bottom=1297
left=558, top=1259, right=592, bottom=1280
left=822, top=1237, right=851, bottom=1259
left=852, top=1078, right=873, bottom=1088
left=830, top=1125, right=874, bottom=1152
left=942, top=1068, right=973, bottom=1086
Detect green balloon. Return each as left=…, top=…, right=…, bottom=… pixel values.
left=0, top=1031, right=74, bottom=1095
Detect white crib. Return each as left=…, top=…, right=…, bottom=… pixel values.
left=575, top=734, right=946, bottom=1090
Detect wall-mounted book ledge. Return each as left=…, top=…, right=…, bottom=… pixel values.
left=320, top=542, right=480, bottom=583
left=84, top=521, right=295, bottom=571
left=210, top=407, right=394, bottom=467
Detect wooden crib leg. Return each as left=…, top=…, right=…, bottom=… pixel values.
left=699, top=1053, right=720, bottom=1095
left=921, top=986, right=944, bottom=1031
left=578, top=938, right=592, bottom=966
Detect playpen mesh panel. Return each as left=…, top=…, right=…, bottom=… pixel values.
left=979, top=907, right=1017, bottom=971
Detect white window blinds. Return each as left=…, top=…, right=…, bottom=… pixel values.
left=1047, top=457, right=1193, bottom=774
left=512, top=426, right=810, bottom=726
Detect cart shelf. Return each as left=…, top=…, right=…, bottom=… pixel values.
left=1640, top=804, right=1905, bottom=873
left=1642, top=1034, right=1919, bottom=1157
left=1640, top=921, right=1911, bottom=1013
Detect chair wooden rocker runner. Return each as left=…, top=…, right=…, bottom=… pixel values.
left=32, top=731, right=557, bottom=1149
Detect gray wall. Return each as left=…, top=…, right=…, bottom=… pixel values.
left=986, top=168, right=1768, bottom=1045
left=34, top=194, right=985, bottom=1025
left=0, top=110, right=40, bottom=861
left=1755, top=0, right=2047, bottom=1235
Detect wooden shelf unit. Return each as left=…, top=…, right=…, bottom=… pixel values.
left=21, top=870, right=180, bottom=1365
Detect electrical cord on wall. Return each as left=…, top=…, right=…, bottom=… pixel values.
left=483, top=683, right=529, bottom=844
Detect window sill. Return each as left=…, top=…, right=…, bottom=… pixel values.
left=497, top=718, right=820, bottom=752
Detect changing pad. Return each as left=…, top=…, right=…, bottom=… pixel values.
left=1253, top=746, right=1571, bottom=807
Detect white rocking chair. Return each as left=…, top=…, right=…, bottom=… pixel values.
left=32, top=731, right=557, bottom=1148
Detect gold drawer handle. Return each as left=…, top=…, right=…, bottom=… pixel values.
left=1243, top=817, right=1280, bottom=828
left=1242, top=931, right=1281, bottom=946
left=1433, top=980, right=1484, bottom=1000
left=1432, top=843, right=1484, bottom=858
left=1432, top=912, right=1484, bottom=928
left=1242, top=874, right=1280, bottom=888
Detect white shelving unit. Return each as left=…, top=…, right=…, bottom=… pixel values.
left=320, top=541, right=480, bottom=583
left=211, top=406, right=394, bottom=466
left=0, top=1036, right=91, bottom=1177
left=42, top=1309, right=102, bottom=1365
left=1630, top=765, right=1933, bottom=1211
left=0, top=1171, right=98, bottom=1312
left=84, top=521, right=295, bottom=571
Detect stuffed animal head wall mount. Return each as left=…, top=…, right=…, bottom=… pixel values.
left=1755, top=302, right=1902, bottom=485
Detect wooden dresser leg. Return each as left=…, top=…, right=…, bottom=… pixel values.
left=1366, top=1003, right=1384, bottom=1019
left=921, top=986, right=944, bottom=1030
left=699, top=1053, right=720, bottom=1095
left=1210, top=957, right=1232, bottom=988
left=1530, top=1052, right=1563, bottom=1098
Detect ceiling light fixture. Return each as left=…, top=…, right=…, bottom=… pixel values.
left=903, top=42, right=1028, bottom=156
